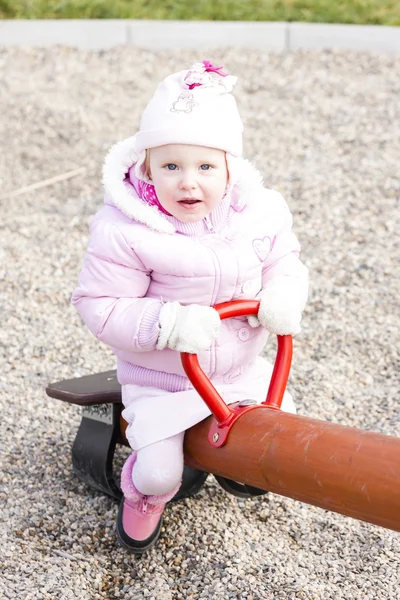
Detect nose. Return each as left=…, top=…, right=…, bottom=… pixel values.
left=178, top=170, right=197, bottom=191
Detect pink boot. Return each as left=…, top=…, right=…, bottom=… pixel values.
left=117, top=453, right=181, bottom=553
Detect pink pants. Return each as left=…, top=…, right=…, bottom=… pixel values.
left=129, top=432, right=185, bottom=496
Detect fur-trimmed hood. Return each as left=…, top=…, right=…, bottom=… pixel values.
left=102, top=135, right=265, bottom=235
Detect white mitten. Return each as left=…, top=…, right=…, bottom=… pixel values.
left=248, top=279, right=303, bottom=335
left=156, top=302, right=221, bottom=354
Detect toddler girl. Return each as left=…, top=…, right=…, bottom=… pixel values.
left=72, top=61, right=308, bottom=553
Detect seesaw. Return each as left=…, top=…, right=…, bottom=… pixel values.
left=46, top=300, right=400, bottom=532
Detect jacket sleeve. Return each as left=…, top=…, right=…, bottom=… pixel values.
left=261, top=192, right=309, bottom=311
left=71, top=218, right=162, bottom=352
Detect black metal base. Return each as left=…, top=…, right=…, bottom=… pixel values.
left=172, top=467, right=209, bottom=502
left=215, top=475, right=268, bottom=498
left=72, top=403, right=123, bottom=500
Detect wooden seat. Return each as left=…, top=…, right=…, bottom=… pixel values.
left=46, top=369, right=121, bottom=406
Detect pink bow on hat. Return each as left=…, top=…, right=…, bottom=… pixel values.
left=185, top=60, right=230, bottom=90
left=203, top=61, right=229, bottom=76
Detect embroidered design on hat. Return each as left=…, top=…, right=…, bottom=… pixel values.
left=170, top=60, right=236, bottom=113
left=171, top=91, right=198, bottom=113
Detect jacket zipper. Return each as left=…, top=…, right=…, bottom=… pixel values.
left=207, top=236, right=240, bottom=379
left=207, top=242, right=222, bottom=378
left=203, top=218, right=238, bottom=378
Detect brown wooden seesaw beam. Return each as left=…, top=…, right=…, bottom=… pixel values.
left=183, top=409, right=400, bottom=532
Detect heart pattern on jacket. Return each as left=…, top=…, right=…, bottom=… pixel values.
left=252, top=235, right=276, bottom=262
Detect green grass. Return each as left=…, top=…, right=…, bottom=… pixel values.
left=0, top=0, right=399, bottom=26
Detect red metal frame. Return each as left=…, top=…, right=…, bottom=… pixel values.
left=181, top=300, right=293, bottom=447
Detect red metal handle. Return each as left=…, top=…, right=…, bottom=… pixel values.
left=181, top=300, right=293, bottom=435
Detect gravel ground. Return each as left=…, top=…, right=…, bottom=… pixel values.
left=1, top=46, right=399, bottom=599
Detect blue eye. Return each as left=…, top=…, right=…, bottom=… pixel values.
left=166, top=164, right=177, bottom=171
left=200, top=164, right=211, bottom=171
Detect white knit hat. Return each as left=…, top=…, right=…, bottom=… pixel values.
left=135, top=61, right=243, bottom=158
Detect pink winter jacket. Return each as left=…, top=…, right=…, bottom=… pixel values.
left=72, top=136, right=308, bottom=392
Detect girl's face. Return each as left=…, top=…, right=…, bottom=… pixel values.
left=147, top=144, right=228, bottom=222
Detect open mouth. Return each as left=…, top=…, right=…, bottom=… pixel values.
left=178, top=198, right=202, bottom=206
